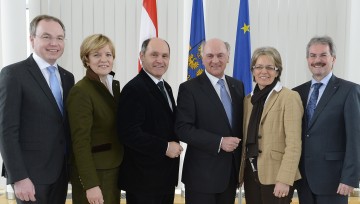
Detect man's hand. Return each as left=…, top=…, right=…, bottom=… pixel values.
left=86, top=186, right=104, bottom=204
left=166, top=141, right=183, bottom=158
left=14, top=178, right=36, bottom=202
left=337, top=183, right=354, bottom=196
left=221, top=137, right=241, bottom=152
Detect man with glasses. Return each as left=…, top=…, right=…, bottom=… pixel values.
left=0, top=14, right=74, bottom=203
left=293, top=36, right=360, bottom=204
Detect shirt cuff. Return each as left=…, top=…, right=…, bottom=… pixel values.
left=218, top=137, right=223, bottom=153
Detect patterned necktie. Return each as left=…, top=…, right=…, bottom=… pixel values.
left=157, top=81, right=168, bottom=100
left=47, top=66, right=63, bottom=115
left=306, top=83, right=322, bottom=126
left=218, top=79, right=232, bottom=126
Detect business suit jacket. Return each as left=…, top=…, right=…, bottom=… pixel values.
left=0, top=54, right=74, bottom=184
left=117, top=69, right=179, bottom=195
left=175, top=73, right=244, bottom=193
left=293, top=75, right=360, bottom=194
left=66, top=69, right=123, bottom=190
left=239, top=83, right=303, bottom=186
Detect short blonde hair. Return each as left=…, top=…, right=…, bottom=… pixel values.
left=80, top=34, right=115, bottom=68
left=251, top=46, right=283, bottom=81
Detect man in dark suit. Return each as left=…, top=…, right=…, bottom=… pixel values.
left=0, top=15, right=74, bottom=203
left=293, top=36, right=360, bottom=204
left=175, top=38, right=244, bottom=204
left=117, top=37, right=183, bottom=204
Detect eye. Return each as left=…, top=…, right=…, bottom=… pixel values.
left=42, top=35, right=50, bottom=40
left=56, top=37, right=64, bottom=41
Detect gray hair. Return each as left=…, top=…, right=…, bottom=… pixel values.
left=306, top=36, right=336, bottom=58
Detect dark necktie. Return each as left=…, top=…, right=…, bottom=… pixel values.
left=157, top=81, right=168, bottom=100
left=218, top=79, right=232, bottom=126
left=306, top=83, right=322, bottom=126
left=47, top=66, right=63, bottom=115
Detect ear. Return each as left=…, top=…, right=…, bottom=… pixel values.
left=30, top=36, right=35, bottom=49
left=140, top=51, right=146, bottom=63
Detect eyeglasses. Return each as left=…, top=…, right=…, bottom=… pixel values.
left=252, top=65, right=279, bottom=71
left=35, top=34, right=65, bottom=43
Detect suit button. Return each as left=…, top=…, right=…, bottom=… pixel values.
left=258, top=150, right=262, bottom=153
left=258, top=135, right=262, bottom=139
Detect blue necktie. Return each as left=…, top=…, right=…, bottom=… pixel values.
left=306, top=83, right=322, bottom=126
left=218, top=79, right=232, bottom=126
left=47, top=66, right=63, bottom=115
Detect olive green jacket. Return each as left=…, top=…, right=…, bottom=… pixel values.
left=66, top=69, right=123, bottom=190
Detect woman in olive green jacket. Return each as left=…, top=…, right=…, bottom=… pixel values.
left=66, top=34, right=123, bottom=204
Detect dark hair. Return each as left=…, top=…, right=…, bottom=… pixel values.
left=306, top=36, right=336, bottom=58
left=29, top=15, right=65, bottom=37
left=140, top=38, right=170, bottom=55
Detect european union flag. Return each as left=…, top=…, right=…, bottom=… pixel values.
left=233, top=0, right=252, bottom=95
left=188, top=0, right=206, bottom=80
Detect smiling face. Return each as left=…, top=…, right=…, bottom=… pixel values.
left=140, top=38, right=170, bottom=80
left=252, top=55, right=279, bottom=90
left=30, top=19, right=65, bottom=65
left=307, top=43, right=336, bottom=81
left=86, top=44, right=114, bottom=77
left=201, top=39, right=229, bottom=78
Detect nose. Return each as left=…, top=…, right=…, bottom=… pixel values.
left=49, top=38, right=57, bottom=45
left=212, top=56, right=220, bottom=63
left=101, top=53, right=110, bottom=60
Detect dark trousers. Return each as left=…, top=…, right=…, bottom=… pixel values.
left=185, top=167, right=237, bottom=204
left=244, top=160, right=294, bottom=204
left=15, top=162, right=68, bottom=204
left=125, top=191, right=175, bottom=204
left=295, top=177, right=348, bottom=204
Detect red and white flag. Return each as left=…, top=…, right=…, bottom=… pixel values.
left=138, top=0, right=158, bottom=71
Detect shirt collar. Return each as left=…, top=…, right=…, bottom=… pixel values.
left=250, top=81, right=283, bottom=96
left=143, top=68, right=164, bottom=84
left=32, top=52, right=58, bottom=71
left=311, top=72, right=332, bottom=87
left=205, top=69, right=226, bottom=86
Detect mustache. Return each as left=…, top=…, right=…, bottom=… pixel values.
left=311, top=62, right=326, bottom=67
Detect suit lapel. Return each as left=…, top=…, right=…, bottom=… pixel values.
left=26, top=56, right=63, bottom=118
left=139, top=70, right=173, bottom=113
left=261, top=90, right=280, bottom=122
left=309, top=75, right=339, bottom=128
left=226, top=76, right=242, bottom=130
left=164, top=81, right=176, bottom=111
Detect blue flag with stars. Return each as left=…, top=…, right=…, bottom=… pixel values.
left=188, top=0, right=206, bottom=80
left=233, top=0, right=252, bottom=95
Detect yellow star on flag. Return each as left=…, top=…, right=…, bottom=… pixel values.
left=241, top=23, right=250, bottom=34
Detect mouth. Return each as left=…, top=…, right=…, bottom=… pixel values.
left=98, top=65, right=109, bottom=68
left=259, top=76, right=269, bottom=79
left=47, top=49, right=59, bottom=53
left=311, top=62, right=326, bottom=68
left=154, top=65, right=165, bottom=69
